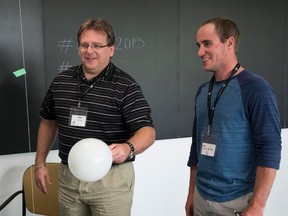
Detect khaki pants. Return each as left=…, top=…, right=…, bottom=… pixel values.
left=194, top=187, right=253, bottom=216
left=58, top=162, right=135, bottom=216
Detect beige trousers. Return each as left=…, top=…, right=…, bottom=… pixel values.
left=194, top=187, right=253, bottom=216
left=58, top=162, right=134, bottom=216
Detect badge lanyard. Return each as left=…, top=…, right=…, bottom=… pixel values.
left=207, top=63, right=240, bottom=135
left=69, top=76, right=95, bottom=127
left=77, top=77, right=96, bottom=108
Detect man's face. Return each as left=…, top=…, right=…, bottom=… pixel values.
left=78, top=29, right=115, bottom=78
left=196, top=23, right=230, bottom=73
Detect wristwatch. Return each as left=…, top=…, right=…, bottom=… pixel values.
left=125, top=141, right=135, bottom=160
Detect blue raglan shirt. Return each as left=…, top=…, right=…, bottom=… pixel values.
left=187, top=69, right=281, bottom=202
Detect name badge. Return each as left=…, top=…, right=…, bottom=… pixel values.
left=69, top=106, right=88, bottom=127
left=201, top=134, right=217, bottom=157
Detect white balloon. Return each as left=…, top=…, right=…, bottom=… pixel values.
left=68, top=138, right=112, bottom=182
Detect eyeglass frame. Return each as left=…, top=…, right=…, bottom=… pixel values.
left=78, top=42, right=111, bottom=50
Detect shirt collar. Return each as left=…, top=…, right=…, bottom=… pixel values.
left=77, top=62, right=113, bottom=84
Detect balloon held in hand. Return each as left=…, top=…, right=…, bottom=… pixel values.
left=68, top=138, right=112, bottom=182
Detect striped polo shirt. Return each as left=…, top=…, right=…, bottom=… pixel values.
left=40, top=62, right=154, bottom=164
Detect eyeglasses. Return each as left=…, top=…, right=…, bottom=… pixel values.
left=78, top=43, right=109, bottom=51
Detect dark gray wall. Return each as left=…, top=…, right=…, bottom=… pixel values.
left=0, top=0, right=45, bottom=154
left=1, top=0, right=287, bottom=154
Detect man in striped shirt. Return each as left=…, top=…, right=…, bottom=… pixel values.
left=35, top=19, right=155, bottom=216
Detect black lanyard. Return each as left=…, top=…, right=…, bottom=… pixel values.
left=207, top=63, right=240, bottom=135
left=77, top=80, right=95, bottom=108
left=76, top=65, right=102, bottom=108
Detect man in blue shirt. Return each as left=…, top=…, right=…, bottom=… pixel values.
left=185, top=17, right=281, bottom=216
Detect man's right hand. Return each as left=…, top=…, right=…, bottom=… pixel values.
left=34, top=165, right=52, bottom=194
